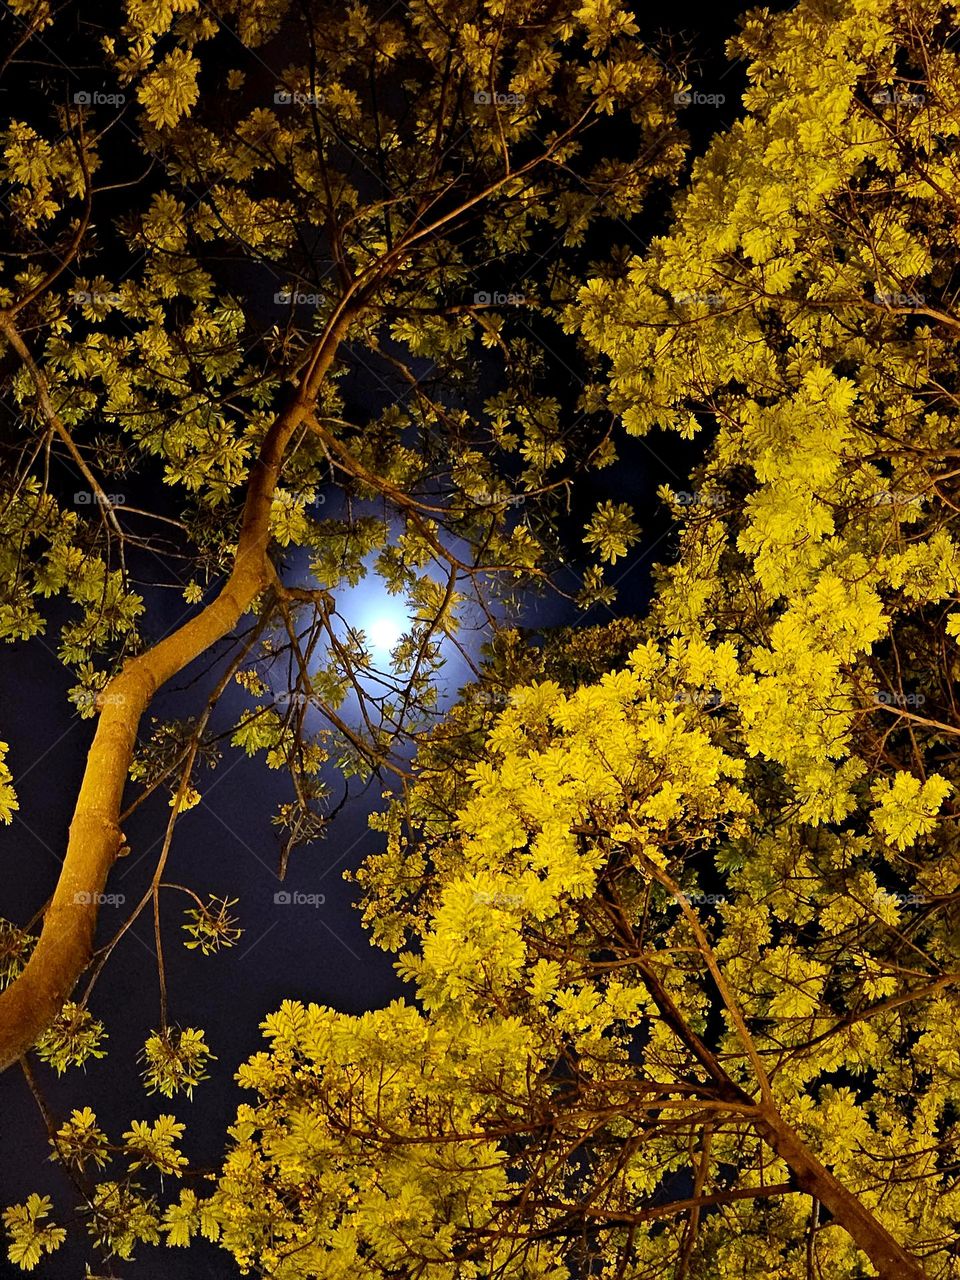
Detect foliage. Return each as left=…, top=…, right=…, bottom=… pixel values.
left=0, top=0, right=687, bottom=1100
left=1, top=1196, right=65, bottom=1271
left=5, top=0, right=960, bottom=1272
left=0, top=0, right=684, bottom=794
left=140, top=1026, right=215, bottom=1098
left=181, top=0, right=960, bottom=1275
left=33, top=1004, right=107, bottom=1076
left=182, top=895, right=243, bottom=954
left=0, top=920, right=32, bottom=990
left=0, top=743, right=17, bottom=824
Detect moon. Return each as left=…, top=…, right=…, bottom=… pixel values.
left=366, top=613, right=404, bottom=652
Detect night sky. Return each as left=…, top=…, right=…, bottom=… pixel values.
left=0, top=1, right=768, bottom=1274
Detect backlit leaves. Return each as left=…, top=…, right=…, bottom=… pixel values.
left=137, top=51, right=201, bottom=128
left=2, top=1196, right=65, bottom=1271
left=34, top=1003, right=107, bottom=1075
left=140, top=1026, right=214, bottom=1098
left=582, top=499, right=640, bottom=564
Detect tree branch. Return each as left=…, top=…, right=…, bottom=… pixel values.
left=0, top=294, right=363, bottom=1071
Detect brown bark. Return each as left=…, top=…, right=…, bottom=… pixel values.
left=753, top=1108, right=928, bottom=1280
left=606, top=847, right=929, bottom=1277
left=0, top=299, right=360, bottom=1072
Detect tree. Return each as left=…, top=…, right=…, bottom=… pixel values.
left=0, top=0, right=684, bottom=1078
left=115, top=0, right=960, bottom=1275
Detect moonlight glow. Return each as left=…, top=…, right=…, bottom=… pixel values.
left=366, top=613, right=404, bottom=653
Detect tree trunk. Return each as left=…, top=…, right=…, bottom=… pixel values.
left=755, top=1108, right=928, bottom=1280
left=0, top=302, right=359, bottom=1072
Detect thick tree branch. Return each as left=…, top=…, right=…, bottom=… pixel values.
left=0, top=311, right=125, bottom=544
left=0, top=295, right=363, bottom=1072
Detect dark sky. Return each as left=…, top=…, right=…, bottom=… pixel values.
left=0, top=1, right=769, bottom=1275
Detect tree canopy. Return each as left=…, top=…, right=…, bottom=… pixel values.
left=0, top=0, right=683, bottom=1067
left=3, top=0, right=960, bottom=1275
